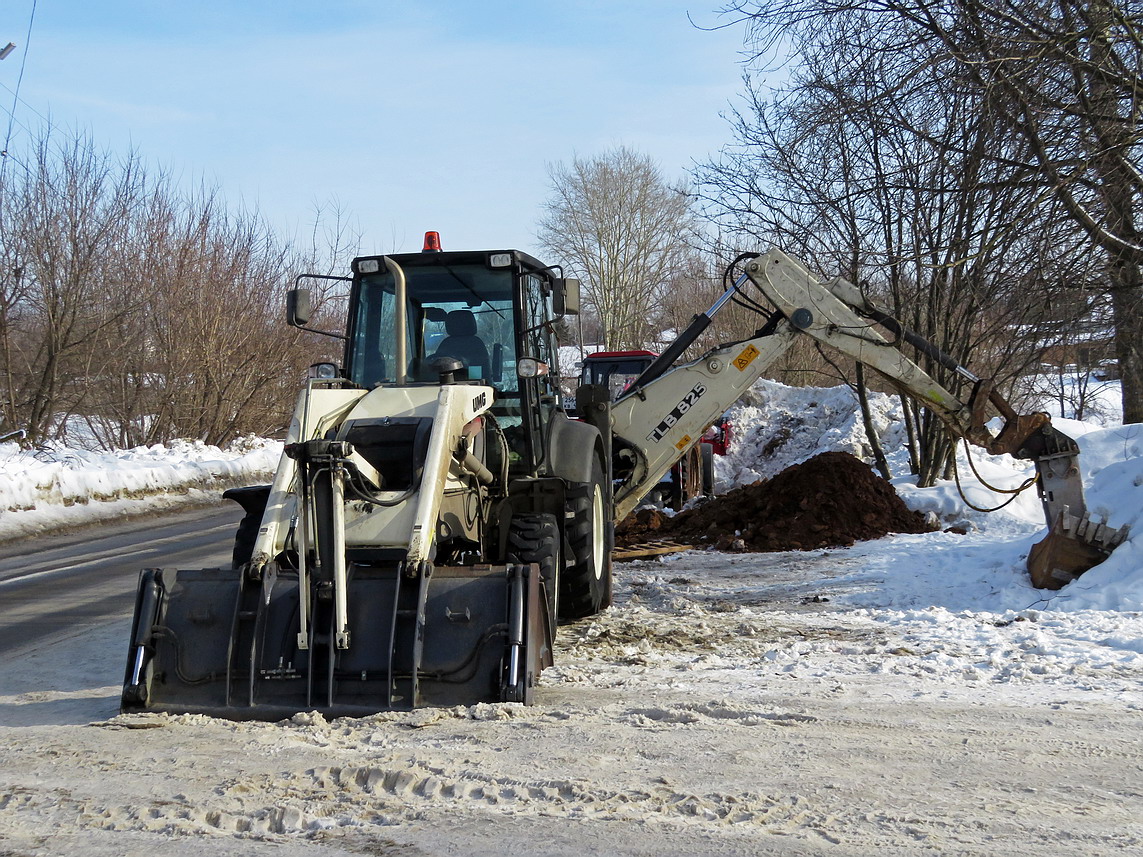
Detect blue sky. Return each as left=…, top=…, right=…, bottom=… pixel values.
left=0, top=1, right=749, bottom=257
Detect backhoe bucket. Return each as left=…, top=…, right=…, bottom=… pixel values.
left=1026, top=511, right=1128, bottom=590
left=122, top=561, right=553, bottom=720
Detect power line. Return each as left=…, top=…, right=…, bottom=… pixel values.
left=0, top=84, right=41, bottom=146
left=0, top=78, right=50, bottom=127
left=2, top=0, right=39, bottom=164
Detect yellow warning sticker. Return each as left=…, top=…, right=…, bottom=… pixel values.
left=675, top=435, right=692, bottom=451
left=733, top=344, right=760, bottom=371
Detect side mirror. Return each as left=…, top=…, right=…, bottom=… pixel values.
left=553, top=278, right=580, bottom=316
left=287, top=289, right=312, bottom=327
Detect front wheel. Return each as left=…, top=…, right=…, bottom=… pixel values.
left=560, top=457, right=612, bottom=620
left=505, top=513, right=560, bottom=624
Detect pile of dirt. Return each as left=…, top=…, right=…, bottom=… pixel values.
left=617, top=451, right=934, bottom=553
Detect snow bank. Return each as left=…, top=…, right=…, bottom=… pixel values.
left=612, top=548, right=1143, bottom=700
left=715, top=379, right=911, bottom=486
left=716, top=379, right=1143, bottom=614
left=0, top=437, right=282, bottom=542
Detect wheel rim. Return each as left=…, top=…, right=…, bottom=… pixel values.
left=591, top=483, right=605, bottom=580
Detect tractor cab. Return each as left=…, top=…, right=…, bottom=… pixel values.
left=579, top=349, right=658, bottom=401
left=295, top=236, right=579, bottom=477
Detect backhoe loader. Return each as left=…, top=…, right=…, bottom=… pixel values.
left=122, top=242, right=1127, bottom=719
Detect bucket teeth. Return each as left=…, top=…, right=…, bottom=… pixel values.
left=1055, top=507, right=1128, bottom=551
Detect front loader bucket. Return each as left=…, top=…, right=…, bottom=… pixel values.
left=122, top=562, right=553, bottom=720
left=1026, top=511, right=1129, bottom=590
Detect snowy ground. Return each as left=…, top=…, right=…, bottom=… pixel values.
left=1, top=379, right=1142, bottom=855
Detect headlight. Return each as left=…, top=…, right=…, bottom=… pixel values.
left=516, top=357, right=549, bottom=378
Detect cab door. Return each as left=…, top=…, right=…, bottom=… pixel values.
left=516, top=272, right=562, bottom=474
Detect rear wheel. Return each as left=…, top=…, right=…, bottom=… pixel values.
left=668, top=453, right=691, bottom=511
left=506, top=513, right=559, bottom=624
left=701, top=442, right=715, bottom=496
left=560, top=457, right=612, bottom=620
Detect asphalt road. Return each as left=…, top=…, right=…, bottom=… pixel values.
left=0, top=504, right=243, bottom=656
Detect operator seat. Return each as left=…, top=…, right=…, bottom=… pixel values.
left=432, top=310, right=489, bottom=379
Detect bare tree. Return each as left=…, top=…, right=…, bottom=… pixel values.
left=715, top=0, right=1143, bottom=424
left=0, top=125, right=329, bottom=450
left=128, top=188, right=315, bottom=446
left=538, top=147, right=696, bottom=350
left=0, top=130, right=154, bottom=444
left=694, top=1, right=1118, bottom=482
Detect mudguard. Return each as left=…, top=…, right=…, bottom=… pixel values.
left=547, top=413, right=605, bottom=485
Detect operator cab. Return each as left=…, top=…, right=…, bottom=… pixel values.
left=347, top=254, right=519, bottom=389
left=341, top=240, right=575, bottom=474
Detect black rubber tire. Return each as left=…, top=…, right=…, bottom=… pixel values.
left=505, top=513, right=560, bottom=624
left=701, top=442, right=715, bottom=496
left=669, top=454, right=688, bottom=511
left=560, top=456, right=612, bottom=620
